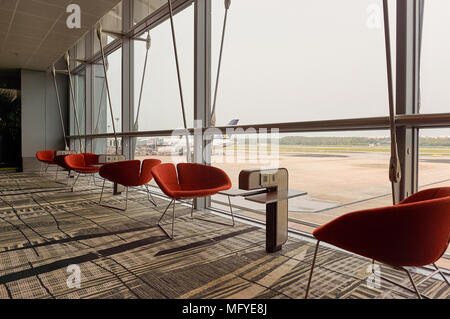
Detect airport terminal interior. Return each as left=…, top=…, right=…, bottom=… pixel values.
left=0, top=0, right=449, bottom=299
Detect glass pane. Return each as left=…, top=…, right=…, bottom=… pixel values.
left=93, top=137, right=123, bottom=155
left=420, top=0, right=450, bottom=114
left=418, top=128, right=450, bottom=189
left=133, top=5, right=194, bottom=132
left=75, top=35, right=86, bottom=67
left=70, top=71, right=86, bottom=136
left=133, top=0, right=166, bottom=25
left=70, top=138, right=86, bottom=153
left=211, top=130, right=392, bottom=233
left=211, top=0, right=396, bottom=126
left=93, top=2, right=123, bottom=54
left=418, top=128, right=450, bottom=257
left=134, top=135, right=189, bottom=192
left=93, top=48, right=122, bottom=134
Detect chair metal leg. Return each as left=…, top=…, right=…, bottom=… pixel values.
left=66, top=170, right=71, bottom=185
left=228, top=195, right=235, bottom=227
left=171, top=198, right=175, bottom=238
left=91, top=174, right=101, bottom=187
left=191, top=196, right=235, bottom=227
left=403, top=267, right=422, bottom=299
left=191, top=199, right=194, bottom=219
left=433, top=263, right=450, bottom=286
left=305, top=241, right=320, bottom=299
left=144, top=184, right=157, bottom=206
left=55, top=166, right=59, bottom=181
left=99, top=180, right=128, bottom=211
left=99, top=179, right=106, bottom=204
left=125, top=187, right=128, bottom=211
left=158, top=199, right=175, bottom=239
left=71, top=173, right=80, bottom=192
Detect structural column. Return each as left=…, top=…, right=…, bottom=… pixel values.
left=85, top=30, right=93, bottom=153
left=194, top=0, right=211, bottom=209
left=395, top=0, right=421, bottom=201
left=122, top=0, right=134, bottom=159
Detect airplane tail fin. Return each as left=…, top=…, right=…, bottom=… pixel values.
left=223, top=119, right=239, bottom=139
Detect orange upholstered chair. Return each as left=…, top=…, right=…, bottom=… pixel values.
left=305, top=187, right=450, bottom=299
left=64, top=153, right=100, bottom=191
left=36, top=150, right=55, bottom=175
left=98, top=159, right=162, bottom=210
left=151, top=163, right=232, bottom=239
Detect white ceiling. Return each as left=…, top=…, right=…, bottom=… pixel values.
left=0, top=0, right=122, bottom=71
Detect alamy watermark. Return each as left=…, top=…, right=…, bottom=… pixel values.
left=66, top=4, right=81, bottom=29
left=66, top=264, right=81, bottom=289
left=170, top=120, right=280, bottom=170
left=366, top=2, right=382, bottom=30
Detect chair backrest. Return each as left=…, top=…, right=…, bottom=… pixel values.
left=177, top=163, right=231, bottom=189
left=139, top=159, right=162, bottom=185
left=82, top=153, right=99, bottom=166
left=64, top=154, right=85, bottom=170
left=314, top=187, right=450, bottom=267
left=151, top=163, right=179, bottom=198
left=99, top=160, right=141, bottom=186
left=399, top=187, right=450, bottom=204
left=36, top=150, right=54, bottom=162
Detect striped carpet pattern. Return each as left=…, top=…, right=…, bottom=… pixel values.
left=0, top=171, right=448, bottom=299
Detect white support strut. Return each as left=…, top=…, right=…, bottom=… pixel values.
left=210, top=0, right=231, bottom=127
left=51, top=65, right=69, bottom=150
left=97, top=23, right=120, bottom=155
left=65, top=53, right=84, bottom=153
left=167, top=0, right=191, bottom=163
left=383, top=0, right=402, bottom=204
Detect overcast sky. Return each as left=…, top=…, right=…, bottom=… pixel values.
left=104, top=0, right=450, bottom=138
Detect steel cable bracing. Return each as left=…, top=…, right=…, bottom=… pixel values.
left=210, top=0, right=231, bottom=127
left=167, top=0, right=191, bottom=162
left=65, top=53, right=84, bottom=152
left=51, top=65, right=69, bottom=150
left=383, top=0, right=401, bottom=204
left=133, top=32, right=151, bottom=155
left=97, top=24, right=119, bottom=155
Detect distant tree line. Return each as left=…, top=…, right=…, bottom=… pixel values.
left=279, top=136, right=450, bottom=147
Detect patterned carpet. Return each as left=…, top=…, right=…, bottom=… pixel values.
left=0, top=171, right=448, bottom=299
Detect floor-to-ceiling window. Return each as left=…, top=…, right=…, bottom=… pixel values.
left=209, top=0, right=397, bottom=229
left=65, top=0, right=448, bottom=263
left=69, top=70, right=86, bottom=152
left=132, top=4, right=194, bottom=165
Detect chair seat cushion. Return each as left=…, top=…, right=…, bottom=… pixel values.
left=165, top=183, right=230, bottom=199
left=74, top=166, right=100, bottom=174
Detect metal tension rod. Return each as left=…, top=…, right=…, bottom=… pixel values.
left=51, top=65, right=69, bottom=150
left=210, top=0, right=231, bottom=127
left=65, top=52, right=84, bottom=152
left=97, top=23, right=119, bottom=155
left=167, top=0, right=191, bottom=163
left=133, top=32, right=151, bottom=155
left=383, top=0, right=401, bottom=204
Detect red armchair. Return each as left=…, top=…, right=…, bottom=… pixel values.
left=98, top=159, right=162, bottom=211
left=36, top=150, right=55, bottom=175
left=64, top=153, right=100, bottom=191
left=305, top=187, right=450, bottom=299
left=151, top=163, right=232, bottom=239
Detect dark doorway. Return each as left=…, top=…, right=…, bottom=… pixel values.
left=0, top=70, right=21, bottom=171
